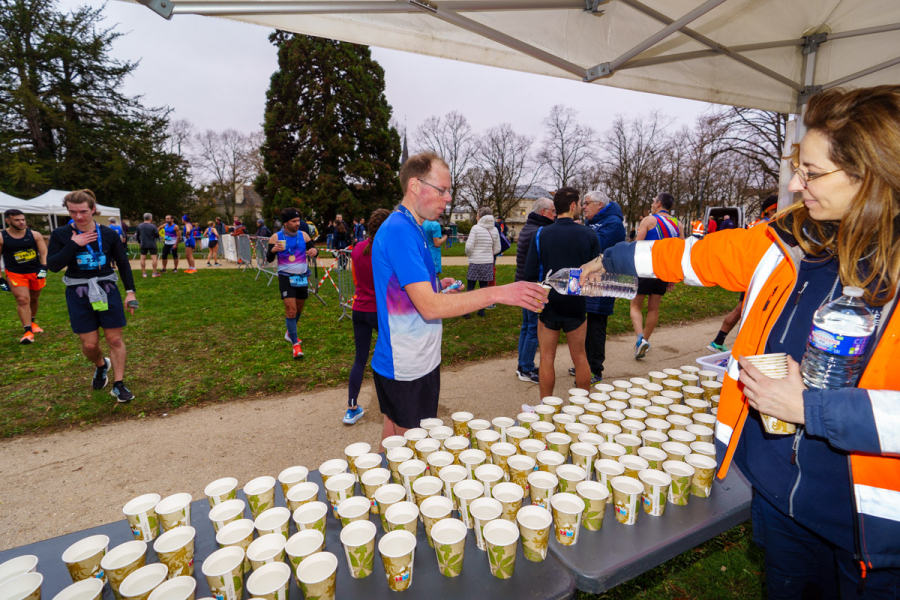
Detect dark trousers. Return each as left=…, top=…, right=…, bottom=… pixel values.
left=585, top=313, right=608, bottom=378
left=751, top=491, right=900, bottom=599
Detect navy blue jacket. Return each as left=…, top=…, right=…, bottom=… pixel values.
left=585, top=202, right=626, bottom=315
left=515, top=212, right=554, bottom=282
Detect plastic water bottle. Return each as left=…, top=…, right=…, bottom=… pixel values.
left=544, top=268, right=638, bottom=299
left=800, top=286, right=876, bottom=389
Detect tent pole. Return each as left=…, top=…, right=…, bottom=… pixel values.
left=619, top=38, right=805, bottom=70
left=168, top=0, right=583, bottom=16
left=828, top=22, right=900, bottom=41
left=821, top=55, right=900, bottom=90
left=612, top=0, right=803, bottom=92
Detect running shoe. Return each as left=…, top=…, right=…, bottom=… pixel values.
left=152, top=272, right=161, bottom=278
left=142, top=273, right=148, bottom=278
left=293, top=342, right=304, bottom=358
left=19, top=331, right=34, bottom=344
left=285, top=332, right=294, bottom=344
left=111, top=382, right=135, bottom=403
left=207, top=262, right=212, bottom=266
left=92, top=358, right=111, bottom=390
left=185, top=269, right=196, bottom=274
left=635, top=338, right=650, bottom=360
left=172, top=269, right=179, bottom=273
left=591, top=375, right=603, bottom=385
left=343, top=406, right=364, bottom=425
left=568, top=367, right=576, bottom=377
left=30, top=322, right=43, bottom=334
left=707, top=341, right=727, bottom=353
left=214, top=263, right=222, bottom=266
left=516, top=369, right=539, bottom=384
left=520, top=403, right=536, bottom=414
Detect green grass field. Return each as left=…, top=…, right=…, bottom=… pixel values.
left=441, top=241, right=518, bottom=257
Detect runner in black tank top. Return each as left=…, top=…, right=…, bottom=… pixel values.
left=1, top=209, right=48, bottom=343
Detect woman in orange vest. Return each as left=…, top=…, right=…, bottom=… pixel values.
left=584, top=86, right=900, bottom=597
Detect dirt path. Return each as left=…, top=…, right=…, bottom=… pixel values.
left=0, top=316, right=725, bottom=551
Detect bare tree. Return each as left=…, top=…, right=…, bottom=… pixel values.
left=709, top=107, right=789, bottom=190
left=165, top=119, right=194, bottom=158
left=538, top=105, right=596, bottom=190
left=414, top=111, right=477, bottom=224
left=191, top=129, right=257, bottom=219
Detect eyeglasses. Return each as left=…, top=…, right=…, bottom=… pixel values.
left=789, top=159, right=842, bottom=189
left=417, top=179, right=451, bottom=197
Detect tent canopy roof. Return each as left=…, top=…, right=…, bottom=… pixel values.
left=133, top=0, right=900, bottom=113
left=27, top=190, right=122, bottom=219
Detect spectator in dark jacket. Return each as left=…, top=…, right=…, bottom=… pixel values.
left=577, top=191, right=626, bottom=383
left=256, top=219, right=272, bottom=239
left=719, top=214, right=736, bottom=230
left=514, top=197, right=556, bottom=384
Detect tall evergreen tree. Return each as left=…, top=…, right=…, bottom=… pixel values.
left=0, top=0, right=191, bottom=218
left=256, top=32, right=401, bottom=223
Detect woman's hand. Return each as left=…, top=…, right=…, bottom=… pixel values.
left=738, top=355, right=807, bottom=424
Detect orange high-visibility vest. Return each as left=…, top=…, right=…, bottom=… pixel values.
left=691, top=220, right=705, bottom=236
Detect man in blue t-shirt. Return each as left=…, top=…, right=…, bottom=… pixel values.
left=371, top=152, right=549, bottom=441
left=421, top=220, right=447, bottom=274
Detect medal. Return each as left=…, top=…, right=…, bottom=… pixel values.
left=288, top=255, right=296, bottom=262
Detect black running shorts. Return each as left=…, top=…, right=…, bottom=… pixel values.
left=161, top=244, right=178, bottom=259
left=278, top=274, right=309, bottom=300
left=65, top=283, right=127, bottom=334
left=636, top=277, right=668, bottom=296
left=140, top=246, right=157, bottom=256
left=373, top=366, right=440, bottom=429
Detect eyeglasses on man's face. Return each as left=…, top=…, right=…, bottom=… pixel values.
left=417, top=179, right=452, bottom=197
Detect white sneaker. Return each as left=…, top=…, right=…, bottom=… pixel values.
left=520, top=404, right=536, bottom=414
left=285, top=332, right=292, bottom=343
left=635, top=338, right=650, bottom=360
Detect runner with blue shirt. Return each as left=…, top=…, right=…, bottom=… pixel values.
left=266, top=208, right=318, bottom=359
left=160, top=215, right=180, bottom=274
left=371, top=152, right=549, bottom=443
left=47, top=190, right=138, bottom=403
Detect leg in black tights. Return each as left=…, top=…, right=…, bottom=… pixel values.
left=466, top=280, right=488, bottom=317
left=348, top=311, right=378, bottom=408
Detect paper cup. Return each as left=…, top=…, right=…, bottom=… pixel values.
left=552, top=414, right=575, bottom=434
left=506, top=455, right=535, bottom=493
left=153, top=526, right=195, bottom=578
left=575, top=481, right=608, bottom=531
left=542, top=396, right=564, bottom=413
left=555, top=464, right=586, bottom=494
left=569, top=442, right=598, bottom=475
left=693, top=412, right=717, bottom=428
left=646, top=406, right=670, bottom=419
left=669, top=429, right=697, bottom=445
left=685, top=454, right=717, bottom=498
left=644, top=417, right=672, bottom=434
left=641, top=430, right=668, bottom=449
left=611, top=380, right=632, bottom=392
left=430, top=519, right=467, bottom=577
left=452, top=479, right=485, bottom=529
left=505, top=426, right=530, bottom=450
left=666, top=414, right=694, bottom=432
left=378, top=530, right=417, bottom=592
left=550, top=493, right=584, bottom=545
left=606, top=398, right=629, bottom=412
left=246, top=533, right=286, bottom=572
left=386, top=447, right=414, bottom=484
left=545, top=432, right=572, bottom=460
left=517, top=412, right=540, bottom=430
left=420, top=495, right=453, bottom=549
left=420, top=417, right=443, bottom=430
left=700, top=380, right=723, bottom=400
left=569, top=396, right=590, bottom=408
left=324, top=472, right=356, bottom=518
left=661, top=441, right=691, bottom=462
left=516, top=505, right=552, bottom=562
left=215, top=519, right=254, bottom=575
left=147, top=576, right=195, bottom=600
left=1, top=573, right=42, bottom=600
left=101, top=542, right=147, bottom=600
left=120, top=564, right=167, bottom=600
left=620, top=419, right=646, bottom=437
left=245, top=562, right=291, bottom=600
left=483, top=519, right=519, bottom=579
left=663, top=460, right=695, bottom=506
left=243, top=476, right=276, bottom=519
left=404, top=427, right=428, bottom=451
left=318, top=459, right=349, bottom=485
left=594, top=383, right=615, bottom=393
left=353, top=453, right=383, bottom=483
left=623, top=407, right=648, bottom=422
left=598, top=442, right=626, bottom=461
left=578, top=415, right=603, bottom=433
left=277, top=466, right=308, bottom=498
left=398, top=459, right=427, bottom=502
left=491, top=416, right=515, bottom=442
left=638, top=469, right=672, bottom=516
left=517, top=439, right=546, bottom=461
left=52, top=578, right=104, bottom=600
left=474, top=429, right=501, bottom=454
left=339, top=520, right=377, bottom=579
left=637, top=446, right=667, bottom=470
left=562, top=407, right=586, bottom=420
left=491, top=482, right=525, bottom=522
left=601, top=411, right=625, bottom=426
left=62, top=535, right=109, bottom=583
left=428, top=425, right=454, bottom=442
left=618, top=455, right=649, bottom=479
left=292, top=501, right=327, bottom=536
left=530, top=421, right=556, bottom=442
left=442, top=437, right=469, bottom=465
left=761, top=413, right=797, bottom=435
left=437, top=465, right=467, bottom=509
left=155, top=494, right=192, bottom=533
left=596, top=423, right=622, bottom=444
left=459, top=449, right=487, bottom=480
left=336, top=496, right=372, bottom=527
left=569, top=387, right=590, bottom=396
left=0, top=556, right=38, bottom=586
left=533, top=405, right=556, bottom=422
left=284, top=530, right=324, bottom=573
left=296, top=552, right=337, bottom=600
left=690, top=441, right=716, bottom=458
left=466, top=419, right=491, bottom=440
left=425, top=451, right=454, bottom=479
left=204, top=478, right=238, bottom=508
left=373, top=484, right=406, bottom=532
left=451, top=411, right=474, bottom=437
left=535, top=450, right=565, bottom=475
left=382, top=435, right=407, bottom=452
left=610, top=476, right=642, bottom=525
left=123, top=494, right=161, bottom=542
left=593, top=458, right=625, bottom=505
left=414, top=438, right=441, bottom=466
left=474, top=464, right=505, bottom=499
left=470, top=497, right=502, bottom=551
left=584, top=402, right=606, bottom=418
left=615, top=433, right=642, bottom=456
left=489, top=442, right=517, bottom=479
left=527, top=471, right=558, bottom=510
left=577, top=431, right=604, bottom=447
left=384, top=501, right=419, bottom=536
left=285, top=482, right=319, bottom=512
left=255, top=507, right=290, bottom=540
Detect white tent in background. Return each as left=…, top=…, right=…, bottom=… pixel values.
left=131, top=0, right=900, bottom=114
left=27, top=190, right=122, bottom=229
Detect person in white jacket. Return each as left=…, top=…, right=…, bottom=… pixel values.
left=464, top=207, right=501, bottom=318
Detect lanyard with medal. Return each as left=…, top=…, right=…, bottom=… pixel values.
left=282, top=228, right=300, bottom=262
left=77, top=222, right=103, bottom=268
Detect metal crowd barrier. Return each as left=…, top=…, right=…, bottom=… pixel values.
left=254, top=237, right=277, bottom=285
left=126, top=234, right=211, bottom=260
left=318, top=248, right=355, bottom=320
left=235, top=235, right=253, bottom=272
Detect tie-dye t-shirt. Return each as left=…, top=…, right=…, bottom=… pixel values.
left=371, top=209, right=441, bottom=381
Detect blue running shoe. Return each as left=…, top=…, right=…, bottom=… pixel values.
left=635, top=338, right=650, bottom=360
left=343, top=406, right=364, bottom=425
left=707, top=342, right=727, bottom=353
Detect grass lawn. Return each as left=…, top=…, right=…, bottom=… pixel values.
left=441, top=241, right=518, bottom=257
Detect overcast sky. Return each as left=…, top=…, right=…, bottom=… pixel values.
left=59, top=0, right=712, bottom=144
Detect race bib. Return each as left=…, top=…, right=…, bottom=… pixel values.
left=289, top=274, right=308, bottom=288
left=165, top=235, right=176, bottom=244
left=75, top=252, right=107, bottom=271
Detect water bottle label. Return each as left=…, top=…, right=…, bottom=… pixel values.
left=807, top=325, right=870, bottom=357
left=567, top=269, right=582, bottom=296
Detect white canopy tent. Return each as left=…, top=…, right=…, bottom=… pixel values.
left=27, top=190, right=123, bottom=229
left=131, top=0, right=900, bottom=115
left=0, top=191, right=53, bottom=230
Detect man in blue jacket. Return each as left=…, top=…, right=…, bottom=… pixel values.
left=574, top=191, right=625, bottom=383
